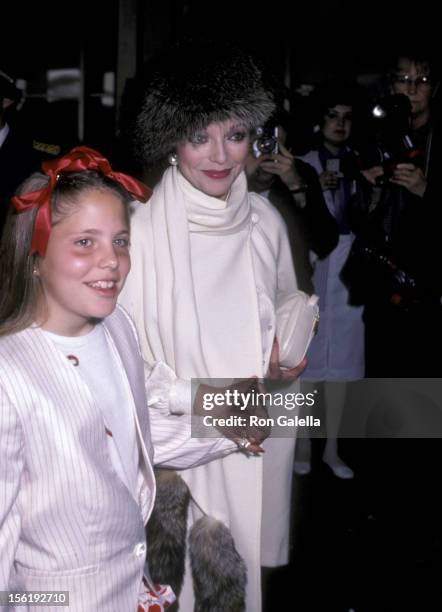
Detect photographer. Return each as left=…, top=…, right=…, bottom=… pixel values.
left=346, top=49, right=442, bottom=377
left=245, top=111, right=339, bottom=294
left=344, top=52, right=442, bottom=594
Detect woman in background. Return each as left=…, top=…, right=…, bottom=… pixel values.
left=295, top=82, right=365, bottom=479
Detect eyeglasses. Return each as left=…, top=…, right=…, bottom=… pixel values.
left=392, top=74, right=431, bottom=88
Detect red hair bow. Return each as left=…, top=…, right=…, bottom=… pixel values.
left=11, top=146, right=151, bottom=256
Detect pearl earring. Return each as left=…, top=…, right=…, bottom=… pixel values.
left=168, top=153, right=178, bottom=166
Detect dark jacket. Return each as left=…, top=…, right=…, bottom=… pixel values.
left=0, top=124, right=61, bottom=235
left=265, top=159, right=339, bottom=293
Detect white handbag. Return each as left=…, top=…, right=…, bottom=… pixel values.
left=276, top=290, right=320, bottom=369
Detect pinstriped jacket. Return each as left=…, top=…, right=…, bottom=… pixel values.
left=0, top=305, right=233, bottom=611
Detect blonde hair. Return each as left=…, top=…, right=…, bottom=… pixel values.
left=0, top=170, right=132, bottom=337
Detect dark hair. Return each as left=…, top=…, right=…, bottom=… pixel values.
left=306, top=80, right=370, bottom=148
left=313, top=80, right=365, bottom=120
left=0, top=170, right=132, bottom=337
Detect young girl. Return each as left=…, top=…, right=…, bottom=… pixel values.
left=0, top=146, right=239, bottom=611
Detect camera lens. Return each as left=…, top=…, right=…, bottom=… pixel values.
left=256, top=136, right=277, bottom=154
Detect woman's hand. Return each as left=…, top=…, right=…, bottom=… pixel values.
left=194, top=378, right=269, bottom=453
left=266, top=337, right=307, bottom=381
left=390, top=163, right=427, bottom=197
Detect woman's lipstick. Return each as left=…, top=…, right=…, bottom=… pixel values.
left=202, top=169, right=231, bottom=179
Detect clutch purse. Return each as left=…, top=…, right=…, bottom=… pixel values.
left=276, top=290, right=320, bottom=369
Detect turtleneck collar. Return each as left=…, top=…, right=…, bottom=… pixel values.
left=176, top=167, right=251, bottom=235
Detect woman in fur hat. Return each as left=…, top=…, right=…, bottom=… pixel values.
left=119, top=40, right=305, bottom=611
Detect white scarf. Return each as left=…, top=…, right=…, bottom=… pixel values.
left=120, top=166, right=296, bottom=611
left=141, top=166, right=264, bottom=379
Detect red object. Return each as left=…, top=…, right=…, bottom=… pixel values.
left=11, top=146, right=151, bottom=256
left=137, top=578, right=175, bottom=611
left=66, top=354, right=79, bottom=366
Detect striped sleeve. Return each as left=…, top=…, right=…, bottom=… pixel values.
left=145, top=361, right=236, bottom=468
left=0, top=384, right=25, bottom=592
left=149, top=406, right=236, bottom=469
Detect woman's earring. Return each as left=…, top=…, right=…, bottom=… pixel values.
left=168, top=153, right=178, bottom=166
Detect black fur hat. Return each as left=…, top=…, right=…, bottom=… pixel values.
left=134, top=40, right=275, bottom=166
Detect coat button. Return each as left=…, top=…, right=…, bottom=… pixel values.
left=133, top=542, right=147, bottom=557
left=251, top=213, right=259, bottom=223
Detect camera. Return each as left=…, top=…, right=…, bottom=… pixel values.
left=252, top=125, right=279, bottom=158
left=325, top=158, right=343, bottom=177
left=355, top=94, right=423, bottom=183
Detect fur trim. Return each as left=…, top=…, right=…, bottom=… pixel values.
left=189, top=516, right=247, bottom=612
left=146, top=469, right=190, bottom=601
left=134, top=40, right=275, bottom=165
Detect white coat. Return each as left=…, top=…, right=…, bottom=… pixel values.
left=0, top=306, right=233, bottom=611
left=120, top=180, right=298, bottom=611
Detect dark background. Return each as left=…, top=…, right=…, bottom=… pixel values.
left=2, top=0, right=439, bottom=153
left=2, top=4, right=441, bottom=609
